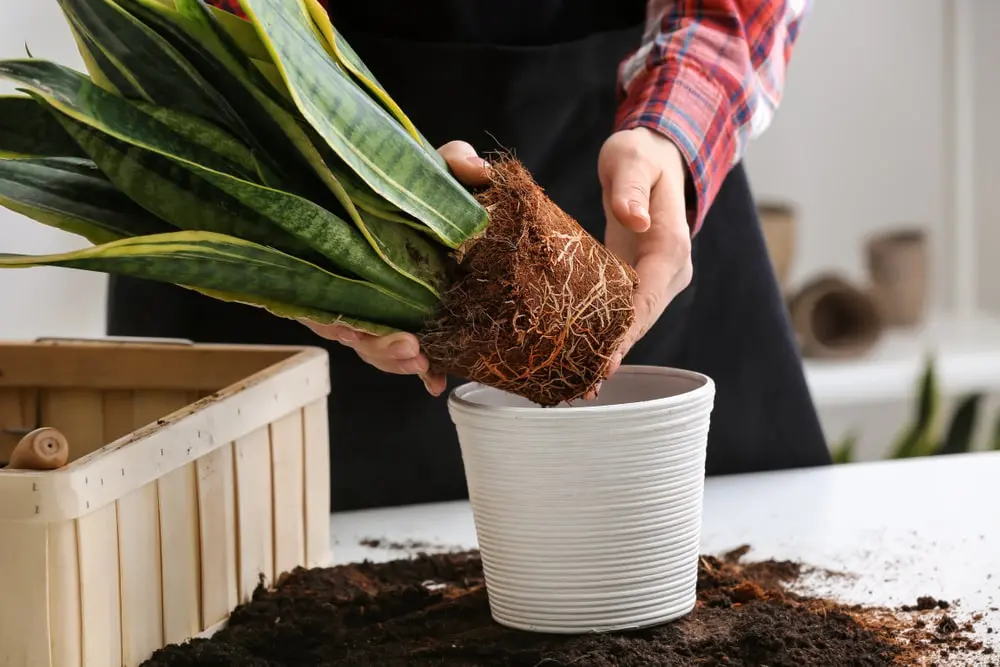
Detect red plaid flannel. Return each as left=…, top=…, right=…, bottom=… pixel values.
left=618, top=0, right=811, bottom=233
left=206, top=0, right=808, bottom=234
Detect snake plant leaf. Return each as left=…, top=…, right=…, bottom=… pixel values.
left=937, top=393, right=982, bottom=456
left=63, top=11, right=141, bottom=98
left=50, top=107, right=441, bottom=306
left=0, top=231, right=430, bottom=330
left=55, top=0, right=244, bottom=133
left=114, top=0, right=334, bottom=199
left=0, top=156, right=174, bottom=244
left=0, top=96, right=87, bottom=159
left=52, top=115, right=312, bottom=256
left=301, top=0, right=444, bottom=167
left=239, top=0, right=489, bottom=249
left=191, top=285, right=400, bottom=336
left=891, top=356, right=940, bottom=459
left=0, top=60, right=258, bottom=182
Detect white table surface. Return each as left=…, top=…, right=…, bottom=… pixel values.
left=330, top=451, right=1000, bottom=649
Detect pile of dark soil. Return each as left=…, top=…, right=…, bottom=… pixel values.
left=142, top=547, right=993, bottom=666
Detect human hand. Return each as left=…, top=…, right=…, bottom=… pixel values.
left=300, top=140, right=490, bottom=397
left=599, top=126, right=694, bottom=377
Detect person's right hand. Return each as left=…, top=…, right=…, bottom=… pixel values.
left=300, top=140, right=491, bottom=397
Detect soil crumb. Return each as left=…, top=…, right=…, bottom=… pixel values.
left=142, top=547, right=991, bottom=667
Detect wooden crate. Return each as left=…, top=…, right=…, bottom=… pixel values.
left=0, top=339, right=332, bottom=667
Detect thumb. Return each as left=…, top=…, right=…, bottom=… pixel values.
left=609, top=159, right=654, bottom=234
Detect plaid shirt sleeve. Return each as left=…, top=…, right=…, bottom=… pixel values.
left=616, top=0, right=812, bottom=235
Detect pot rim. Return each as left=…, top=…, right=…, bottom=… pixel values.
left=448, top=365, right=715, bottom=418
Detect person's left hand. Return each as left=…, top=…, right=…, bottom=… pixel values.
left=598, top=126, right=694, bottom=377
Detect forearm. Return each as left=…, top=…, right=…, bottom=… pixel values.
left=616, top=0, right=811, bottom=234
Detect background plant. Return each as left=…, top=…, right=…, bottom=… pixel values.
left=830, top=355, right=1000, bottom=463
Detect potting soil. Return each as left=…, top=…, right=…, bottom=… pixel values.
left=141, top=547, right=993, bottom=666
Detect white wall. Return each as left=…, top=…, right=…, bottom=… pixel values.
left=0, top=2, right=107, bottom=341
left=745, top=0, right=954, bottom=310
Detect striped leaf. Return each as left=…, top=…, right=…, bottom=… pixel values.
left=239, top=0, right=489, bottom=249
left=0, top=60, right=258, bottom=182
left=64, top=11, right=141, bottom=97
left=53, top=116, right=312, bottom=256
left=191, top=286, right=399, bottom=336
left=0, top=231, right=431, bottom=330
left=301, top=0, right=444, bottom=167
left=51, top=109, right=442, bottom=306
left=114, top=0, right=334, bottom=199
left=55, top=0, right=241, bottom=132
left=0, top=96, right=87, bottom=159
left=0, top=156, right=174, bottom=244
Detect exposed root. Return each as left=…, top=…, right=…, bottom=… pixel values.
left=418, top=156, right=638, bottom=406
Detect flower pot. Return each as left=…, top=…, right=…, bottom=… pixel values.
left=447, top=366, right=716, bottom=634
left=757, top=202, right=797, bottom=292
left=788, top=274, right=884, bottom=359
left=866, top=228, right=929, bottom=327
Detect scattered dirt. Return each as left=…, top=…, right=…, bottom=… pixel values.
left=358, top=537, right=449, bottom=551
left=141, top=546, right=994, bottom=666
left=418, top=156, right=638, bottom=407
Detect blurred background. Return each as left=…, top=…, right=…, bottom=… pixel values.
left=1, top=1, right=998, bottom=464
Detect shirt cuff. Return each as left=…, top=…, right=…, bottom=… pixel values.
left=615, top=58, right=738, bottom=236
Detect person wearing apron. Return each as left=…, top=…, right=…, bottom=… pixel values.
left=108, top=0, right=831, bottom=511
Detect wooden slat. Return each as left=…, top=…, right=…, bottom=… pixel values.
left=133, top=391, right=202, bottom=646
left=234, top=426, right=274, bottom=602
left=48, top=520, right=82, bottom=667
left=271, top=411, right=305, bottom=579
left=303, top=399, right=331, bottom=567
left=40, top=390, right=106, bottom=462
left=0, top=344, right=301, bottom=391
left=158, top=463, right=202, bottom=644
left=116, top=484, right=163, bottom=667
left=0, top=522, right=51, bottom=667
left=196, top=442, right=238, bottom=629
left=78, top=504, right=122, bottom=667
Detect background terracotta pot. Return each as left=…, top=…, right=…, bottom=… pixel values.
left=757, top=202, right=797, bottom=293
left=866, top=228, right=929, bottom=327
left=788, top=274, right=884, bottom=359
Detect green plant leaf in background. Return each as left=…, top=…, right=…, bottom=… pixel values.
left=0, top=156, right=175, bottom=244
left=0, top=96, right=88, bottom=159
left=890, top=355, right=940, bottom=459
left=936, top=393, right=982, bottom=455
left=831, top=429, right=858, bottom=464
left=0, top=231, right=431, bottom=330
left=239, top=0, right=488, bottom=249
left=992, top=410, right=1000, bottom=451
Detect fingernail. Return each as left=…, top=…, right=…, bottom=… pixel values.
left=628, top=201, right=650, bottom=224
left=388, top=340, right=416, bottom=359
left=338, top=330, right=360, bottom=343
left=402, top=357, right=429, bottom=373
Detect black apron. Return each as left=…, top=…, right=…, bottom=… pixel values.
left=107, top=0, right=831, bottom=512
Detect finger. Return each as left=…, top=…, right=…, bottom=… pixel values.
left=351, top=331, right=422, bottom=361
left=299, top=320, right=367, bottom=345
left=611, top=186, right=690, bottom=368
left=357, top=348, right=430, bottom=375
left=607, top=154, right=654, bottom=234
left=437, top=140, right=490, bottom=187
left=419, top=371, right=448, bottom=397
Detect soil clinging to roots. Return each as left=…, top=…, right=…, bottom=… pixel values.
left=419, top=157, right=639, bottom=407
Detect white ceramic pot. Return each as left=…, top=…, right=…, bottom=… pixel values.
left=448, top=365, right=716, bottom=634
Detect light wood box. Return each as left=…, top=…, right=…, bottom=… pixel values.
left=0, top=339, right=332, bottom=667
